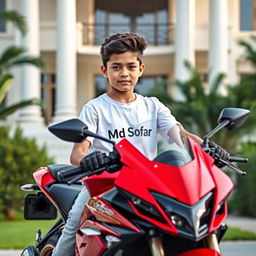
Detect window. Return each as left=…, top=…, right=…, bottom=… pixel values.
left=94, top=75, right=167, bottom=97
left=41, top=74, right=56, bottom=124
left=0, top=0, right=6, bottom=33
left=93, top=0, right=170, bottom=45
left=135, top=76, right=168, bottom=95
left=240, top=0, right=256, bottom=31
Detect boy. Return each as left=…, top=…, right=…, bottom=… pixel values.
left=52, top=32, right=225, bottom=255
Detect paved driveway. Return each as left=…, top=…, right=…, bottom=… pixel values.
left=220, top=241, right=256, bottom=256
left=226, top=216, right=256, bottom=233
left=1, top=242, right=256, bottom=256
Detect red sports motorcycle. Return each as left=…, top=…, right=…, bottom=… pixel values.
left=21, top=108, right=249, bottom=256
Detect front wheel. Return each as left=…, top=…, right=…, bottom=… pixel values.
left=39, top=231, right=62, bottom=256
left=177, top=248, right=221, bottom=256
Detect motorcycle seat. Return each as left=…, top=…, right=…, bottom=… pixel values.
left=47, top=164, right=83, bottom=213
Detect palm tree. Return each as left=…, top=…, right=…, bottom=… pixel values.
left=0, top=10, right=44, bottom=120
left=149, top=61, right=255, bottom=152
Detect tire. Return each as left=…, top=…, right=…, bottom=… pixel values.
left=39, top=231, right=62, bottom=256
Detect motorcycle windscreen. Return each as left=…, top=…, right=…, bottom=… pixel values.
left=153, top=125, right=193, bottom=167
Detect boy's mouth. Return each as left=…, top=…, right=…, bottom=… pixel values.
left=118, top=80, right=131, bottom=84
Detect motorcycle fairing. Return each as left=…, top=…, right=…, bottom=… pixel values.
left=114, top=138, right=217, bottom=206
left=83, top=171, right=118, bottom=197
left=113, top=138, right=233, bottom=236
left=33, top=167, right=57, bottom=205
left=76, top=231, right=106, bottom=256
left=33, top=165, right=83, bottom=216
left=177, top=248, right=221, bottom=256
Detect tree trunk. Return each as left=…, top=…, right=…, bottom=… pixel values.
left=4, top=207, right=15, bottom=220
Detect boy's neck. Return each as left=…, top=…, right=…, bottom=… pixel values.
left=107, top=91, right=136, bottom=103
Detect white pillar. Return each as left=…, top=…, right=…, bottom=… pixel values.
left=174, top=0, right=195, bottom=99
left=18, top=0, right=43, bottom=123
left=54, top=0, right=77, bottom=122
left=175, top=0, right=195, bottom=80
left=209, top=0, right=228, bottom=88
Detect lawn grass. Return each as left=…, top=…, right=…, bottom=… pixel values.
left=0, top=219, right=57, bottom=249
left=223, top=226, right=256, bottom=241
left=1, top=218, right=256, bottom=249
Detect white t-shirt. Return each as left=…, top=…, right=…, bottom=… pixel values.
left=78, top=93, right=178, bottom=160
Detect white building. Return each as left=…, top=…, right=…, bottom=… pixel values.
left=0, top=0, right=255, bottom=163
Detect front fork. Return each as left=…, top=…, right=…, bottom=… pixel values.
left=148, top=233, right=221, bottom=256
left=205, top=233, right=221, bottom=253
left=148, top=236, right=165, bottom=256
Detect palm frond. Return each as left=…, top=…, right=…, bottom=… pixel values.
left=0, top=98, right=43, bottom=120
left=0, top=10, right=27, bottom=35
left=0, top=46, right=27, bottom=71
left=0, top=46, right=44, bottom=72
left=209, top=73, right=226, bottom=94
left=238, top=38, right=256, bottom=67
left=9, top=56, right=44, bottom=69
left=0, top=74, right=13, bottom=103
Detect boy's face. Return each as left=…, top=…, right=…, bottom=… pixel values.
left=101, top=51, right=145, bottom=94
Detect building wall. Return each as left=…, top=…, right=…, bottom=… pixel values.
left=1, top=0, right=256, bottom=163
left=1, top=0, right=256, bottom=120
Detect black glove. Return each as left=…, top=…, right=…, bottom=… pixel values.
left=203, top=141, right=230, bottom=168
left=80, top=151, right=106, bottom=171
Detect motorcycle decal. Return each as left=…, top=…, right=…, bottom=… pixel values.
left=87, top=197, right=140, bottom=232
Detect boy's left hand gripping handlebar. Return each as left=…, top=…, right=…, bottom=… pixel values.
left=57, top=150, right=121, bottom=180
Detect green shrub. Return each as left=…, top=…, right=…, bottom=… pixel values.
left=0, top=126, right=54, bottom=219
left=229, top=142, right=256, bottom=217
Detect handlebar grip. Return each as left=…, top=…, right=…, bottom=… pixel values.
left=228, top=156, right=248, bottom=163
left=58, top=166, right=83, bottom=179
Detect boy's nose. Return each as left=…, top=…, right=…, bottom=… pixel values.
left=120, top=69, right=128, bottom=77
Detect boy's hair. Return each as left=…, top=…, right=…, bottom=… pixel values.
left=100, top=32, right=148, bottom=67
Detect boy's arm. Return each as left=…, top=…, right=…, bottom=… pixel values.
left=177, top=124, right=203, bottom=144
left=70, top=140, right=91, bottom=166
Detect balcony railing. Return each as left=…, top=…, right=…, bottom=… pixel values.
left=82, top=23, right=175, bottom=46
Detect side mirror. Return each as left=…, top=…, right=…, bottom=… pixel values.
left=48, top=119, right=87, bottom=142
left=203, top=108, right=250, bottom=141
left=218, top=108, right=250, bottom=131
left=48, top=118, right=115, bottom=145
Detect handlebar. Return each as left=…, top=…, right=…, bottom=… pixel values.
left=228, top=156, right=248, bottom=163
left=58, top=166, right=83, bottom=179
left=57, top=150, right=122, bottom=183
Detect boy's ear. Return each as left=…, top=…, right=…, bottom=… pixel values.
left=139, top=63, right=145, bottom=76
left=101, top=65, right=108, bottom=78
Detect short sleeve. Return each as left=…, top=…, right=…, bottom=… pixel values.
left=78, top=105, right=98, bottom=145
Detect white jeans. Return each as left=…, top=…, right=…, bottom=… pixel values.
left=52, top=186, right=89, bottom=256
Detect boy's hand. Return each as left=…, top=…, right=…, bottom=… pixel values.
left=202, top=141, right=230, bottom=168
left=80, top=151, right=106, bottom=171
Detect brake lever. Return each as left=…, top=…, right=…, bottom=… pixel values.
left=220, top=159, right=247, bottom=175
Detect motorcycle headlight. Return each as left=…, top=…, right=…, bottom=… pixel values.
left=170, top=214, right=187, bottom=228
left=152, top=191, right=213, bottom=241
left=120, top=189, right=165, bottom=223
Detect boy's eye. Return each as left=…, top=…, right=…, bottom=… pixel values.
left=129, top=65, right=137, bottom=69
left=112, top=66, right=120, bottom=70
